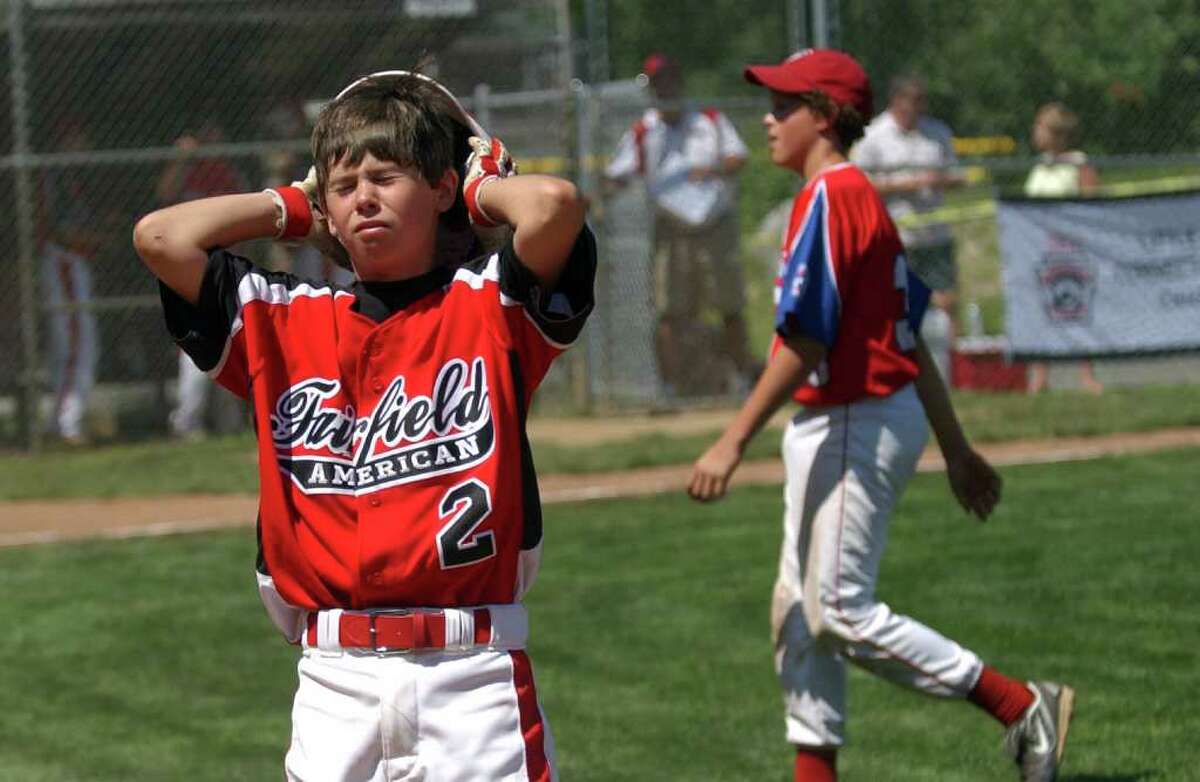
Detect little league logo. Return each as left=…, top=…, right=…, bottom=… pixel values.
left=1036, top=235, right=1096, bottom=323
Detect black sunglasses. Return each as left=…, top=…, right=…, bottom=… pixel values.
left=769, top=95, right=812, bottom=121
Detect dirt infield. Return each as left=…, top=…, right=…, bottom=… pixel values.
left=3, top=426, right=1198, bottom=548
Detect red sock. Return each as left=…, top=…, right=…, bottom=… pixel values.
left=794, top=747, right=837, bottom=782
left=968, top=665, right=1035, bottom=726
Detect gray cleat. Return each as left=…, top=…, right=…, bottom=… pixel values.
left=1003, top=681, right=1075, bottom=781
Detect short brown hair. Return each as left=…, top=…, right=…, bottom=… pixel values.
left=311, top=73, right=459, bottom=203
left=1034, top=102, right=1080, bottom=146
left=794, top=90, right=867, bottom=151
left=311, top=71, right=482, bottom=268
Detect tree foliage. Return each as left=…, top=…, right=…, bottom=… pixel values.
left=842, top=0, right=1200, bottom=154
left=593, top=0, right=1200, bottom=155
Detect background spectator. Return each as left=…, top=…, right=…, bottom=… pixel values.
left=38, top=122, right=107, bottom=445
left=1023, top=101, right=1104, bottom=394
left=851, top=74, right=965, bottom=379
left=155, top=121, right=249, bottom=439
left=604, top=53, right=756, bottom=397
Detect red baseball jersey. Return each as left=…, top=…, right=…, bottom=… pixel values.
left=160, top=230, right=596, bottom=616
left=772, top=162, right=930, bottom=406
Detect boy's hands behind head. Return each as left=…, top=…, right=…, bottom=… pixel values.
left=284, top=166, right=352, bottom=270
left=463, top=136, right=517, bottom=228
left=292, top=165, right=319, bottom=204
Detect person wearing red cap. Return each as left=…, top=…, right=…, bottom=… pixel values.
left=603, top=53, right=757, bottom=398
left=688, top=49, right=1073, bottom=782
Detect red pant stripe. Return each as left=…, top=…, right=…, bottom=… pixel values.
left=509, top=650, right=550, bottom=782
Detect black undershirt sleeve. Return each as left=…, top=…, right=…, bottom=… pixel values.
left=495, top=225, right=597, bottom=345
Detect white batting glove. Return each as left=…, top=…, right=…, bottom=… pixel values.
left=463, top=136, right=517, bottom=228
left=266, top=166, right=352, bottom=270
left=292, top=165, right=319, bottom=203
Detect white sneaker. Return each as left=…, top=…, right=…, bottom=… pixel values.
left=1003, top=681, right=1075, bottom=781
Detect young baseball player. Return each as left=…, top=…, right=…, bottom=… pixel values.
left=133, top=72, right=593, bottom=781
left=688, top=50, right=1073, bottom=782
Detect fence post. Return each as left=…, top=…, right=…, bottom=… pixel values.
left=570, top=80, right=595, bottom=412
left=583, top=0, right=609, bottom=85
left=810, top=0, right=841, bottom=48
left=7, top=0, right=42, bottom=450
left=553, top=0, right=592, bottom=412
left=787, top=0, right=807, bottom=51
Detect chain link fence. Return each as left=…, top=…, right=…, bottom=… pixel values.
left=4, top=0, right=1200, bottom=448
left=581, top=86, right=780, bottom=408
left=0, top=0, right=574, bottom=447
left=580, top=0, right=1200, bottom=409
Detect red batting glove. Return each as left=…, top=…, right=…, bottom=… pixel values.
left=463, top=136, right=517, bottom=228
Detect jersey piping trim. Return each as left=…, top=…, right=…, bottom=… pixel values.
left=451, top=254, right=580, bottom=351
left=210, top=272, right=354, bottom=379
left=814, top=180, right=841, bottom=313
left=209, top=328, right=237, bottom=380
left=509, top=350, right=543, bottom=551
left=451, top=252, right=518, bottom=305
left=519, top=304, right=576, bottom=350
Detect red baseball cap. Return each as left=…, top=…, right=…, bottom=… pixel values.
left=744, top=49, right=873, bottom=118
left=642, top=52, right=679, bottom=79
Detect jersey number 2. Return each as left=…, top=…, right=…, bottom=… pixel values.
left=436, top=479, right=497, bottom=569
left=894, top=254, right=917, bottom=351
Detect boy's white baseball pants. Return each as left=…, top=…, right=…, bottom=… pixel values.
left=773, top=384, right=984, bottom=748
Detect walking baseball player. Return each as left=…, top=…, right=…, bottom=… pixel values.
left=133, top=72, right=593, bottom=780
left=688, top=50, right=1073, bottom=782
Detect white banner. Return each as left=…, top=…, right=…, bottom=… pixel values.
left=997, top=191, right=1200, bottom=359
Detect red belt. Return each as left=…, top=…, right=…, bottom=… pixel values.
left=305, top=608, right=492, bottom=653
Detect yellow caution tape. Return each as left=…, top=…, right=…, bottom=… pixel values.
left=518, top=147, right=1200, bottom=228
left=1097, top=174, right=1200, bottom=196
left=895, top=201, right=997, bottom=228
left=513, top=154, right=611, bottom=175
left=952, top=136, right=1018, bottom=156
left=895, top=174, right=1200, bottom=228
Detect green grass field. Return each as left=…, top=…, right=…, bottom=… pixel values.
left=2, top=384, right=1200, bottom=501
left=0, top=448, right=1195, bottom=780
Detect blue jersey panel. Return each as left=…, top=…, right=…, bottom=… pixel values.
left=906, top=265, right=931, bottom=335
left=775, top=188, right=840, bottom=347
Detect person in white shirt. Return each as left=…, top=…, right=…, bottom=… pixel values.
left=1023, top=101, right=1104, bottom=395
left=605, top=53, right=756, bottom=396
left=851, top=75, right=965, bottom=377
